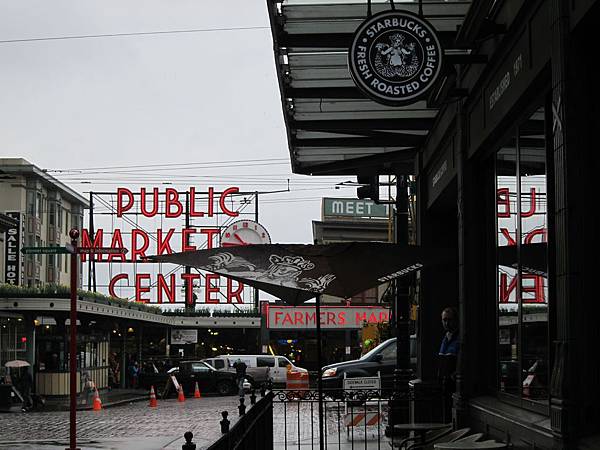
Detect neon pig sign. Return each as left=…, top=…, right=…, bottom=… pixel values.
left=81, top=187, right=246, bottom=304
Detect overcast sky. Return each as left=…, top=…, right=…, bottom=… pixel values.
left=0, top=0, right=357, bottom=247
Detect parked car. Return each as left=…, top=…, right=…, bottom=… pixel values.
left=202, top=357, right=271, bottom=389
left=218, top=354, right=307, bottom=386
left=139, top=360, right=238, bottom=396
left=321, top=336, right=416, bottom=392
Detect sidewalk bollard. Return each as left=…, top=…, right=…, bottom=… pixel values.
left=220, top=411, right=230, bottom=434
left=238, top=397, right=246, bottom=416
left=250, top=389, right=256, bottom=405
left=181, top=431, right=196, bottom=450
left=260, top=386, right=266, bottom=397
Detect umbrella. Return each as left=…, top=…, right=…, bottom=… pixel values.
left=152, top=242, right=451, bottom=304
left=4, top=360, right=30, bottom=368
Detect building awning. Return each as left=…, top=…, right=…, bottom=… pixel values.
left=153, top=242, right=453, bottom=304
left=266, top=0, right=472, bottom=176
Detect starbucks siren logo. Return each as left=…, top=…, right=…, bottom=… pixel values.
left=349, top=10, right=443, bottom=106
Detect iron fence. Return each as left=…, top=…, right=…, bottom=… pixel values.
left=207, top=391, right=274, bottom=450
left=201, top=387, right=447, bottom=450
left=271, top=388, right=447, bottom=450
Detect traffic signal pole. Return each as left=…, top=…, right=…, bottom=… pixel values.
left=67, top=228, right=80, bottom=450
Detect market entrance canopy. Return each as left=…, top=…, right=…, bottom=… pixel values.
left=152, top=242, right=452, bottom=304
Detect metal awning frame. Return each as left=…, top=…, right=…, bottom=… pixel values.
left=266, top=0, right=474, bottom=176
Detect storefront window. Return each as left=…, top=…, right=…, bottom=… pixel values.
left=496, top=103, right=549, bottom=409
left=496, top=143, right=519, bottom=396
left=518, top=107, right=548, bottom=402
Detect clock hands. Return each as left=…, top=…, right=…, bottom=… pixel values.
left=233, top=233, right=249, bottom=245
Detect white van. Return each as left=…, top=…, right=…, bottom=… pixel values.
left=218, top=354, right=307, bottom=385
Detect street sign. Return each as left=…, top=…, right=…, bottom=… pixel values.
left=21, top=246, right=75, bottom=255
left=76, top=247, right=128, bottom=254
left=343, top=376, right=381, bottom=391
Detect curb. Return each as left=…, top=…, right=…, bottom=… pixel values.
left=77, top=395, right=148, bottom=411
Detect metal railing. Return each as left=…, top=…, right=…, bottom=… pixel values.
left=206, top=391, right=274, bottom=450
left=271, top=387, right=447, bottom=449
left=188, top=386, right=446, bottom=450
left=272, top=388, right=393, bottom=450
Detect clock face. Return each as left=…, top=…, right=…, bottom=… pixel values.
left=220, top=220, right=272, bottom=247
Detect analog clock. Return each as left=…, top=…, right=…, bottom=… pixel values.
left=220, top=220, right=272, bottom=246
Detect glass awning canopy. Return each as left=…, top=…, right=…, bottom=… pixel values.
left=266, top=0, right=472, bottom=175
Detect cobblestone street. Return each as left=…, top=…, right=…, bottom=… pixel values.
left=0, top=396, right=241, bottom=449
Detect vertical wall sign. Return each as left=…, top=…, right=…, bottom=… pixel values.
left=348, top=10, right=443, bottom=106
left=4, top=212, right=22, bottom=285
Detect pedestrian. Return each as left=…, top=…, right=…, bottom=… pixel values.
left=438, top=306, right=459, bottom=422
left=129, top=361, right=140, bottom=389
left=19, top=368, right=33, bottom=412
left=82, top=371, right=95, bottom=405
left=108, top=353, right=118, bottom=388
left=232, top=358, right=247, bottom=398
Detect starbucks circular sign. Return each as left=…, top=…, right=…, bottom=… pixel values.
left=348, top=10, right=443, bottom=106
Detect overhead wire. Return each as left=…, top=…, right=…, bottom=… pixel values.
left=46, top=157, right=288, bottom=172
left=0, top=25, right=270, bottom=45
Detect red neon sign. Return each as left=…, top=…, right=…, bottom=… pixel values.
left=89, top=186, right=246, bottom=304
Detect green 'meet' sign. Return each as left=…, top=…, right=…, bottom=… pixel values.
left=21, top=245, right=74, bottom=255
left=323, top=198, right=388, bottom=219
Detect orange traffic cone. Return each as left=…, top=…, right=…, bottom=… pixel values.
left=149, top=385, right=157, bottom=407
left=194, top=382, right=201, bottom=399
left=177, top=385, right=185, bottom=402
left=92, top=388, right=102, bottom=411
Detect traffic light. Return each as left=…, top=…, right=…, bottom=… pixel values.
left=356, top=175, right=379, bottom=202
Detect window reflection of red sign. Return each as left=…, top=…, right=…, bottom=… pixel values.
left=497, top=186, right=540, bottom=218
left=497, top=185, right=547, bottom=304
left=499, top=272, right=545, bottom=303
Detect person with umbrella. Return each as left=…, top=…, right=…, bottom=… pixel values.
left=4, top=360, right=32, bottom=411
left=19, top=367, right=33, bottom=412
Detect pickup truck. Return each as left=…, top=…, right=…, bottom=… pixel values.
left=321, top=336, right=417, bottom=393
left=202, top=357, right=271, bottom=389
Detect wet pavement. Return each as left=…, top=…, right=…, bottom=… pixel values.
left=0, top=394, right=393, bottom=449
left=0, top=395, right=240, bottom=449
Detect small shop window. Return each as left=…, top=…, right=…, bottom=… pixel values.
left=36, top=193, right=42, bottom=220
left=27, top=191, right=35, bottom=215
left=64, top=209, right=69, bottom=234
left=495, top=101, right=550, bottom=412
left=257, top=356, right=275, bottom=367
left=213, top=359, right=225, bottom=369
left=49, top=202, right=56, bottom=225
left=191, top=363, right=210, bottom=373
left=380, top=340, right=397, bottom=360
left=278, top=357, right=290, bottom=367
